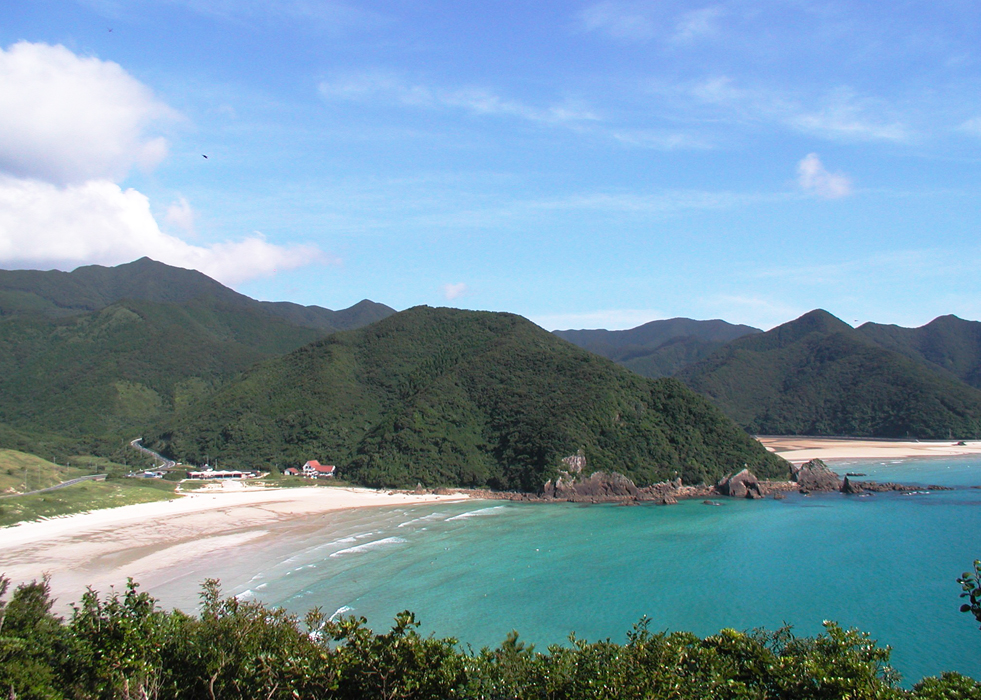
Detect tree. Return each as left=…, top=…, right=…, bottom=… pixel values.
left=958, top=560, right=981, bottom=629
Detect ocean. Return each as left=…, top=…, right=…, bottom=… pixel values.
left=179, top=456, right=981, bottom=685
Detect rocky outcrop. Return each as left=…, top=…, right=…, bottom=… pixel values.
left=791, top=459, right=842, bottom=492
left=841, top=476, right=865, bottom=495
left=716, top=469, right=764, bottom=499
left=542, top=470, right=639, bottom=501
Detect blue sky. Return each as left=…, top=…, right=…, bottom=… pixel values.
left=1, top=1, right=979, bottom=330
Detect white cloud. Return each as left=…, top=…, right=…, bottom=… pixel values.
left=689, top=78, right=911, bottom=143
left=442, top=282, right=468, bottom=301
left=319, top=72, right=599, bottom=127
left=578, top=2, right=656, bottom=41
left=164, top=195, right=196, bottom=235
left=0, top=176, right=323, bottom=286
left=797, top=153, right=853, bottom=199
left=0, top=41, right=177, bottom=185
left=0, top=41, right=324, bottom=286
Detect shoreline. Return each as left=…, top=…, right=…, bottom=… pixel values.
left=757, top=436, right=981, bottom=463
left=0, top=483, right=471, bottom=613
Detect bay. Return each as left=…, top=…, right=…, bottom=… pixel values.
left=225, top=456, right=981, bottom=685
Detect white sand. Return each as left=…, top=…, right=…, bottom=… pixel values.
left=758, top=436, right=981, bottom=463
left=0, top=483, right=469, bottom=613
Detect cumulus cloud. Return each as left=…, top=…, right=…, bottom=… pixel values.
left=0, top=41, right=176, bottom=185
left=0, top=41, right=324, bottom=285
left=0, top=176, right=322, bottom=286
left=164, top=195, right=196, bottom=235
left=442, top=283, right=468, bottom=301
left=797, top=153, right=853, bottom=199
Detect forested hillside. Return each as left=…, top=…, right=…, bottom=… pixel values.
left=680, top=310, right=981, bottom=439
left=158, top=306, right=788, bottom=489
left=555, top=317, right=761, bottom=378
left=0, top=259, right=394, bottom=458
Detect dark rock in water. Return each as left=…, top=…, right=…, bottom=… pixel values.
left=702, top=500, right=723, bottom=506
left=841, top=476, right=865, bottom=495
left=658, top=494, right=678, bottom=506
left=846, top=472, right=866, bottom=477
left=716, top=468, right=764, bottom=499
left=772, top=493, right=786, bottom=500
left=791, top=459, right=842, bottom=492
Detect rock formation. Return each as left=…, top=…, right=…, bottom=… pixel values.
left=716, top=468, right=764, bottom=498
left=791, top=459, right=842, bottom=492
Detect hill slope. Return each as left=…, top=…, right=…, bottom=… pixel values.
left=0, top=257, right=395, bottom=331
left=554, top=318, right=761, bottom=378
left=159, top=307, right=788, bottom=489
left=680, top=310, right=981, bottom=439
left=0, top=259, right=396, bottom=457
left=858, top=315, right=981, bottom=390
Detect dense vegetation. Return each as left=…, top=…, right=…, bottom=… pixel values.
left=554, top=318, right=761, bottom=379
left=157, top=307, right=788, bottom=489
left=1, top=575, right=978, bottom=700
left=680, top=311, right=981, bottom=439
left=0, top=259, right=393, bottom=460
left=858, top=315, right=981, bottom=390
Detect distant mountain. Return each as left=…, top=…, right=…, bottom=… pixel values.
left=0, top=257, right=395, bottom=332
left=554, top=318, right=761, bottom=378
left=680, top=309, right=981, bottom=439
left=857, top=315, right=981, bottom=390
left=0, top=258, right=395, bottom=457
left=159, top=306, right=789, bottom=489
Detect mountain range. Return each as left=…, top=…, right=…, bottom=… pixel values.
left=0, top=258, right=394, bottom=458
left=559, top=310, right=981, bottom=440
left=3, top=256, right=980, bottom=488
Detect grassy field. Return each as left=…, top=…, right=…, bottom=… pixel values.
left=0, top=477, right=179, bottom=527
left=0, top=449, right=92, bottom=495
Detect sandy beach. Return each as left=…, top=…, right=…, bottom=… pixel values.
left=0, top=483, right=469, bottom=614
left=758, top=436, right=981, bottom=463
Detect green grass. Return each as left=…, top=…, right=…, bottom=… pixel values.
left=0, top=477, right=179, bottom=527
left=0, top=449, right=91, bottom=495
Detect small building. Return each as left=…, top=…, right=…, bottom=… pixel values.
left=284, top=467, right=301, bottom=476
left=186, top=469, right=253, bottom=480
left=302, top=460, right=336, bottom=478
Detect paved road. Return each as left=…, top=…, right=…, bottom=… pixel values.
left=0, top=473, right=107, bottom=499
left=130, top=438, right=176, bottom=469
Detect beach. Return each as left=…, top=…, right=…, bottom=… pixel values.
left=0, top=483, right=469, bottom=614
left=758, top=436, right=981, bottom=463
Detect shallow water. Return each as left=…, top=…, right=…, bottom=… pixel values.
left=216, top=457, right=981, bottom=684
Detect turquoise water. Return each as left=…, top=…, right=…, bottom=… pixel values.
left=235, top=457, right=981, bottom=685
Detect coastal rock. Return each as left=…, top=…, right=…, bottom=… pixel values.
left=716, top=469, right=764, bottom=499
left=791, top=459, right=842, bottom=492
left=543, top=470, right=638, bottom=501
left=841, top=476, right=865, bottom=495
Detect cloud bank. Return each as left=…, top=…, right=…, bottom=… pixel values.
left=0, top=41, right=322, bottom=286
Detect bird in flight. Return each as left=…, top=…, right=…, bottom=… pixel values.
left=202, top=154, right=208, bottom=159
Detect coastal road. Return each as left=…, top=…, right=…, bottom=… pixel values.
left=0, top=473, right=107, bottom=499
left=130, top=438, right=176, bottom=469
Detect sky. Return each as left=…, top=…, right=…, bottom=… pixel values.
left=1, top=1, right=980, bottom=331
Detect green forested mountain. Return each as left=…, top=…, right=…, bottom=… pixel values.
left=158, top=306, right=788, bottom=489
left=554, top=317, right=761, bottom=378
left=0, top=259, right=394, bottom=457
left=680, top=310, right=981, bottom=439
left=857, top=315, right=981, bottom=389
left=0, top=257, right=394, bottom=331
